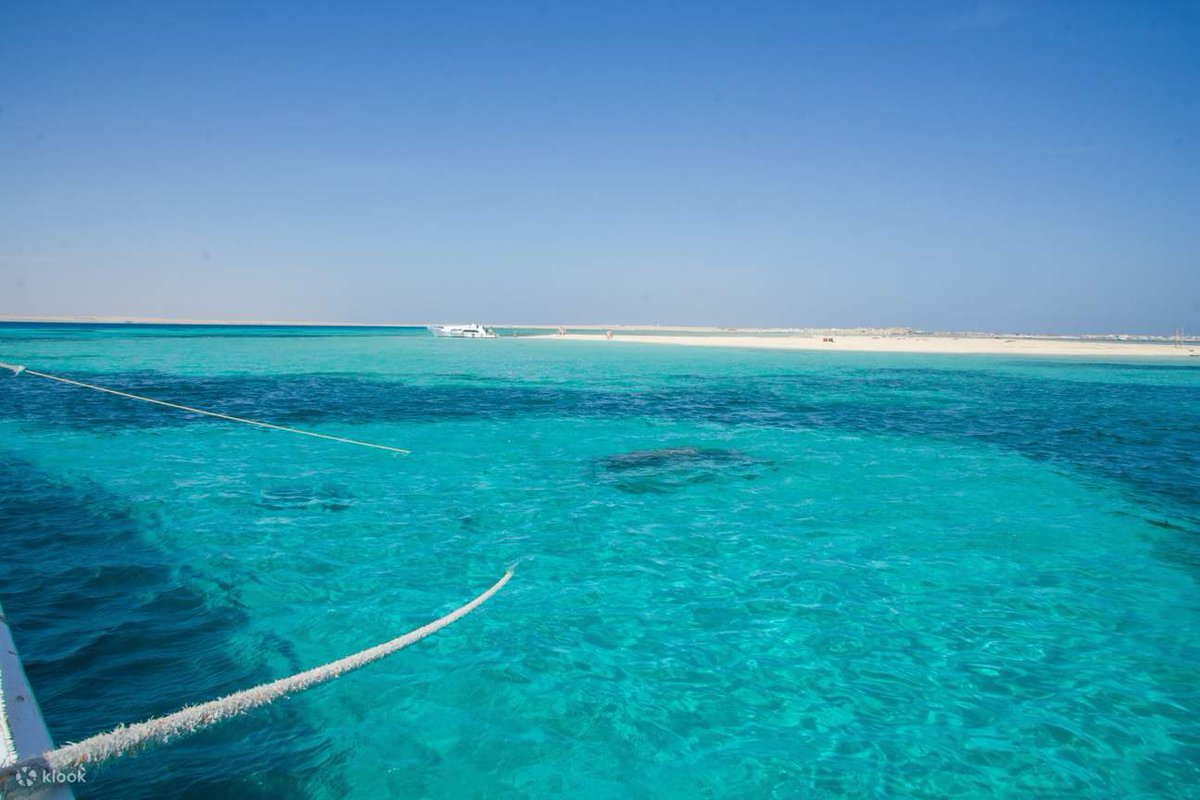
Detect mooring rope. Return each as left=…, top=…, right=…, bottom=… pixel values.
left=0, top=361, right=410, bottom=455
left=0, top=568, right=512, bottom=791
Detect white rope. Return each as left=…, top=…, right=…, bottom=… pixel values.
left=1, top=361, right=410, bottom=455
left=0, top=568, right=512, bottom=790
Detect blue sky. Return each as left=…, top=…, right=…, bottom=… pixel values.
left=2, top=1, right=1197, bottom=332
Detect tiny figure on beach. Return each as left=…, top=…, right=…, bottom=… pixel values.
left=606, top=329, right=614, bottom=340
left=557, top=326, right=566, bottom=337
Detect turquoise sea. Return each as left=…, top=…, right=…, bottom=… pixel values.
left=1, top=323, right=1198, bottom=798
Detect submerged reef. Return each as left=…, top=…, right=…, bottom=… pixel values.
left=597, top=447, right=768, bottom=494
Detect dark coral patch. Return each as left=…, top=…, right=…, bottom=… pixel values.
left=597, top=447, right=767, bottom=494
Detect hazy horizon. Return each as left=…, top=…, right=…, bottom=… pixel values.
left=2, top=314, right=1197, bottom=339
left=3, top=2, right=1198, bottom=335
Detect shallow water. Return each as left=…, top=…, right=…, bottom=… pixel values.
left=1, top=324, right=1198, bottom=798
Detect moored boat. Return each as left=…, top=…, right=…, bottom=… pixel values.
left=428, top=323, right=497, bottom=338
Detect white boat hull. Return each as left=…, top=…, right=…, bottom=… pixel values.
left=428, top=324, right=497, bottom=339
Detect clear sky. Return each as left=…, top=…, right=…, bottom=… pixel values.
left=2, top=1, right=1197, bottom=333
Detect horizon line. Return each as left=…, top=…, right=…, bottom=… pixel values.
left=0, top=314, right=1193, bottom=341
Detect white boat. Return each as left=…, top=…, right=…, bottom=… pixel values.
left=428, top=323, right=497, bottom=339
left=2, top=600, right=74, bottom=798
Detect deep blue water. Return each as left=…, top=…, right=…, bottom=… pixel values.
left=1, top=324, right=1197, bottom=797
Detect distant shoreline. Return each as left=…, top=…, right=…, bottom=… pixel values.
left=531, top=332, right=1197, bottom=358
left=0, top=315, right=406, bottom=327
left=0, top=314, right=1194, bottom=339
left=0, top=315, right=1196, bottom=356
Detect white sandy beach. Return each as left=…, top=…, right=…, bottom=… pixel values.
left=533, top=332, right=1198, bottom=358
